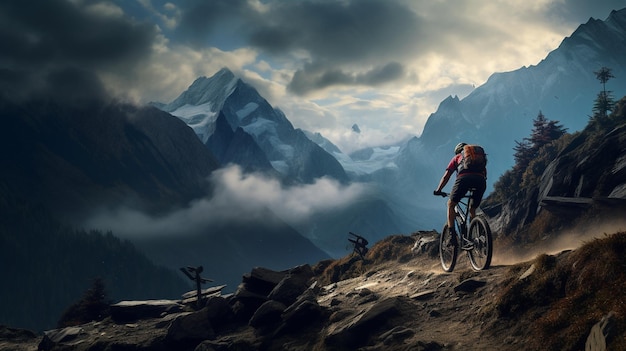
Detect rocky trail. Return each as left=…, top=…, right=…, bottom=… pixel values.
left=1, top=231, right=622, bottom=351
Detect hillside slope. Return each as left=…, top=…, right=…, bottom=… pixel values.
left=6, top=231, right=625, bottom=351
left=484, top=96, right=626, bottom=247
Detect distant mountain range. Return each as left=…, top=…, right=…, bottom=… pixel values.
left=145, top=8, right=626, bottom=257
left=152, top=69, right=419, bottom=257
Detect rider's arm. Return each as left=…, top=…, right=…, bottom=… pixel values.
left=435, top=169, right=453, bottom=193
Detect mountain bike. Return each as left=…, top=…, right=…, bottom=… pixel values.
left=434, top=190, right=493, bottom=272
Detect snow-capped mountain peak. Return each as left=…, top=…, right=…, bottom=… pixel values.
left=154, top=68, right=348, bottom=184
left=162, top=68, right=238, bottom=113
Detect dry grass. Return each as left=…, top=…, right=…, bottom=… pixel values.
left=493, top=232, right=626, bottom=350
left=313, top=234, right=421, bottom=286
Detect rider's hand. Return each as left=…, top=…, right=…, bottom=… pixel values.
left=433, top=190, right=441, bottom=196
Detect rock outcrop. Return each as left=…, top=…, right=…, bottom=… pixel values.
left=487, top=121, right=626, bottom=241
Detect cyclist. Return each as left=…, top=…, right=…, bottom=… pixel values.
left=434, top=142, right=487, bottom=243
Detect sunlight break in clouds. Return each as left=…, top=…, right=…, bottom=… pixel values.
left=84, top=165, right=366, bottom=239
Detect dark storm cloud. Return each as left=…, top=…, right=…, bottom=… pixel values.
left=175, top=0, right=249, bottom=47
left=0, top=0, right=157, bottom=102
left=175, top=0, right=421, bottom=95
left=289, top=61, right=406, bottom=95
left=246, top=0, right=421, bottom=61
left=251, top=0, right=420, bottom=95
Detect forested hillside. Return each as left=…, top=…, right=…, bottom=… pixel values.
left=0, top=191, right=189, bottom=332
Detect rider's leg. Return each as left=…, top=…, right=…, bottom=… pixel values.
left=469, top=206, right=477, bottom=223
left=447, top=199, right=457, bottom=233
left=468, top=175, right=486, bottom=222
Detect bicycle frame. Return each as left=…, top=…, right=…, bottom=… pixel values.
left=434, top=188, right=493, bottom=272
left=453, top=194, right=472, bottom=235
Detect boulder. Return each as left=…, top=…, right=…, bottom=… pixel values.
left=241, top=267, right=287, bottom=296
left=39, top=327, right=83, bottom=351
left=281, top=289, right=323, bottom=328
left=248, top=300, right=286, bottom=332
left=204, top=296, right=236, bottom=334
left=165, top=307, right=215, bottom=344
left=110, top=299, right=183, bottom=323
left=267, top=266, right=314, bottom=305
left=324, top=297, right=403, bottom=348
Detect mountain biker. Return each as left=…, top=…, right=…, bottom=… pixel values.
left=434, top=142, right=487, bottom=239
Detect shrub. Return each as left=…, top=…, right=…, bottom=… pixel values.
left=57, top=277, right=111, bottom=328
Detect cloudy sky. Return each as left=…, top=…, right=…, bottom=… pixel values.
left=1, top=0, right=624, bottom=153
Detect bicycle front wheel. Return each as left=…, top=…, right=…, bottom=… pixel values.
left=440, top=224, right=458, bottom=272
left=467, top=216, right=493, bottom=270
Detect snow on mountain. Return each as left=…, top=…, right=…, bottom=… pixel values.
left=155, top=68, right=348, bottom=184
left=302, top=130, right=401, bottom=177
left=165, top=102, right=217, bottom=144
left=162, top=68, right=238, bottom=112
left=344, top=146, right=400, bottom=176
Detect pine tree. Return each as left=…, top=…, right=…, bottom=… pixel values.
left=530, top=111, right=550, bottom=147
left=528, top=111, right=567, bottom=151
left=513, top=139, right=533, bottom=172
left=513, top=111, right=567, bottom=172
left=592, top=67, right=615, bottom=124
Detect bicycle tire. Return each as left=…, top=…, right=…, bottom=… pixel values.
left=467, top=216, right=493, bottom=270
left=440, top=224, right=458, bottom=272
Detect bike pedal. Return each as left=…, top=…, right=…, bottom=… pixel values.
left=461, top=239, right=474, bottom=250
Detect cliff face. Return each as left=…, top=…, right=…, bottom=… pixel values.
left=485, top=99, right=626, bottom=242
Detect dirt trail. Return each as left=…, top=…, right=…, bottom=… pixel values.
left=316, top=249, right=524, bottom=350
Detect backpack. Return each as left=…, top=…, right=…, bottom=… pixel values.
left=458, top=144, right=487, bottom=173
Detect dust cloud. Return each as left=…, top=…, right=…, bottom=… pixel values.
left=492, top=218, right=626, bottom=266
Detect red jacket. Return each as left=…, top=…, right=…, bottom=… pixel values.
left=446, top=153, right=487, bottom=178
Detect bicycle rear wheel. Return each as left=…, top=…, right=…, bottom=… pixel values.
left=467, top=216, right=493, bottom=270
left=440, top=224, right=458, bottom=272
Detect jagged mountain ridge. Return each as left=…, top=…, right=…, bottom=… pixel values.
left=157, top=69, right=349, bottom=184
left=417, top=8, right=626, bottom=188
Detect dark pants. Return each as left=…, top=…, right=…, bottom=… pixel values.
left=450, top=174, right=486, bottom=208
